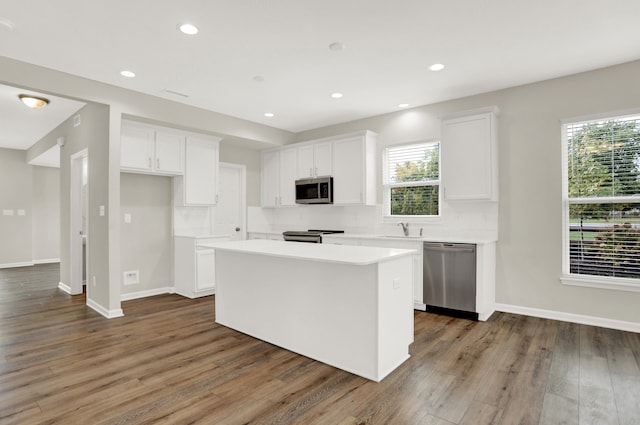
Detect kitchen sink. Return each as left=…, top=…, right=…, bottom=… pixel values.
left=379, top=235, right=424, bottom=239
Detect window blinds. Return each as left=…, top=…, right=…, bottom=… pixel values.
left=566, top=115, right=640, bottom=280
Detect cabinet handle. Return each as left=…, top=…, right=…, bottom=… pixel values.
left=215, top=194, right=219, bottom=203
left=309, top=167, right=313, bottom=177
left=315, top=167, right=318, bottom=176
left=157, top=158, right=160, bottom=169
left=275, top=196, right=278, bottom=206
left=148, top=157, right=152, bottom=168
left=279, top=196, right=282, bottom=205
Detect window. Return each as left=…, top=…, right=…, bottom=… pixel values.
left=383, top=141, right=440, bottom=218
left=562, top=113, right=640, bottom=289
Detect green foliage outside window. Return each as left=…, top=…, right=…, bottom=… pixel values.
left=388, top=144, right=439, bottom=216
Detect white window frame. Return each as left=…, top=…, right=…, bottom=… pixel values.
left=382, top=140, right=441, bottom=222
left=560, top=110, right=640, bottom=293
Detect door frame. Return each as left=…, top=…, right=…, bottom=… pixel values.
left=218, top=162, right=246, bottom=241
left=70, top=149, right=88, bottom=295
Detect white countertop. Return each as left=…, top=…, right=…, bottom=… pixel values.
left=200, top=239, right=417, bottom=266
left=324, top=233, right=497, bottom=245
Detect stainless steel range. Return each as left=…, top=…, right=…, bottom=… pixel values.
left=282, top=229, right=344, bottom=243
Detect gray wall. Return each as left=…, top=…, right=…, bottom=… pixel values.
left=120, top=173, right=173, bottom=295
left=0, top=149, right=60, bottom=265
left=0, top=148, right=32, bottom=265
left=295, top=60, right=640, bottom=325
left=31, top=166, right=60, bottom=262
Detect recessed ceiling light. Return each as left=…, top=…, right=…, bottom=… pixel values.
left=329, top=42, right=346, bottom=51
left=264, top=112, right=274, bottom=118
left=178, top=23, right=198, bottom=35
left=120, top=70, right=136, bottom=78
left=253, top=75, right=265, bottom=83
left=398, top=103, right=409, bottom=108
left=429, top=63, right=445, bottom=71
left=331, top=92, right=343, bottom=99
left=18, top=94, right=50, bottom=109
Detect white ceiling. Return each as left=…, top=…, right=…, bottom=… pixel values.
left=2, top=0, right=640, bottom=149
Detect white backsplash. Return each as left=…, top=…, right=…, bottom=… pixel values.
left=248, top=201, right=498, bottom=240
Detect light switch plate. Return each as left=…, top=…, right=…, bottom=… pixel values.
left=2, top=209, right=14, bottom=216
left=17, top=209, right=26, bottom=216
left=393, top=278, right=401, bottom=289
left=124, top=213, right=132, bottom=223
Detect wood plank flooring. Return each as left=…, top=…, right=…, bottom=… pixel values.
left=1, top=263, right=640, bottom=424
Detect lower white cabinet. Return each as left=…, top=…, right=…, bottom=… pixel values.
left=174, top=236, right=230, bottom=298
left=248, top=232, right=283, bottom=241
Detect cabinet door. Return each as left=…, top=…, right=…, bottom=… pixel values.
left=314, top=142, right=333, bottom=177
left=155, top=130, right=184, bottom=175
left=333, top=136, right=364, bottom=204
left=196, top=249, right=216, bottom=290
left=297, top=145, right=315, bottom=178
left=262, top=150, right=280, bottom=207
left=121, top=124, right=154, bottom=171
left=279, top=148, right=298, bottom=206
left=185, top=137, right=218, bottom=205
left=442, top=113, right=495, bottom=200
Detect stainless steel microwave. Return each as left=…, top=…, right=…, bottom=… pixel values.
left=295, top=177, right=333, bottom=204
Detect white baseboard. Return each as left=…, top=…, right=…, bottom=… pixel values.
left=87, top=298, right=124, bottom=319
left=121, top=287, right=175, bottom=301
left=33, top=258, right=60, bottom=265
left=58, top=281, right=72, bottom=294
left=495, top=303, right=640, bottom=333
left=0, top=261, right=34, bottom=269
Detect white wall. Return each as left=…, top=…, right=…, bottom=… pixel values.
left=291, top=60, right=640, bottom=326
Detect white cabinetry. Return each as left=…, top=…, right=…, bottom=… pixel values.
left=121, top=121, right=184, bottom=175
left=174, top=236, right=230, bottom=298
left=297, top=141, right=332, bottom=178
left=261, top=148, right=297, bottom=208
left=332, top=131, right=377, bottom=205
left=174, top=135, right=221, bottom=206
left=441, top=108, right=498, bottom=201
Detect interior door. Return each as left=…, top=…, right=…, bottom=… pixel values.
left=214, top=163, right=246, bottom=241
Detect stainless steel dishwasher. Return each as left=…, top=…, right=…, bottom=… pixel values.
left=423, top=242, right=477, bottom=316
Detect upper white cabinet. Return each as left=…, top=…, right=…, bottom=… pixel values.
left=261, top=130, right=377, bottom=207
left=174, top=135, right=221, bottom=206
left=121, top=121, right=184, bottom=175
left=441, top=108, right=499, bottom=201
left=297, top=141, right=332, bottom=178
left=332, top=131, right=377, bottom=205
left=262, top=148, right=297, bottom=208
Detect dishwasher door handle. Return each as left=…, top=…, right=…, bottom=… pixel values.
left=423, top=244, right=475, bottom=254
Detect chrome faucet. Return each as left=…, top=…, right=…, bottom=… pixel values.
left=398, top=222, right=409, bottom=236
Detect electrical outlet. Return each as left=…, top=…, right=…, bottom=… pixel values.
left=393, top=278, right=401, bottom=289
left=92, top=276, right=96, bottom=287
left=123, top=270, right=139, bottom=285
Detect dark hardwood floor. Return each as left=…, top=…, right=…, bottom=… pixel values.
left=1, top=264, right=639, bottom=424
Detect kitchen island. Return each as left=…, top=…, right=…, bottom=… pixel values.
left=203, top=239, right=415, bottom=382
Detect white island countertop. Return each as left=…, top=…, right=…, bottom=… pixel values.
left=200, top=239, right=417, bottom=266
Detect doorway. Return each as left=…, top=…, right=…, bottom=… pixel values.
left=70, top=149, right=88, bottom=295
left=214, top=163, right=246, bottom=241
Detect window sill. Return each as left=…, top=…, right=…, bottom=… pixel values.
left=560, top=274, right=640, bottom=293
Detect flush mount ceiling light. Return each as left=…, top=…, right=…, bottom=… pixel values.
left=178, top=23, right=198, bottom=35
left=18, top=94, right=50, bottom=109
left=264, top=112, right=274, bottom=117
left=331, top=92, right=343, bottom=99
left=429, top=63, right=445, bottom=71
left=120, top=70, right=136, bottom=78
